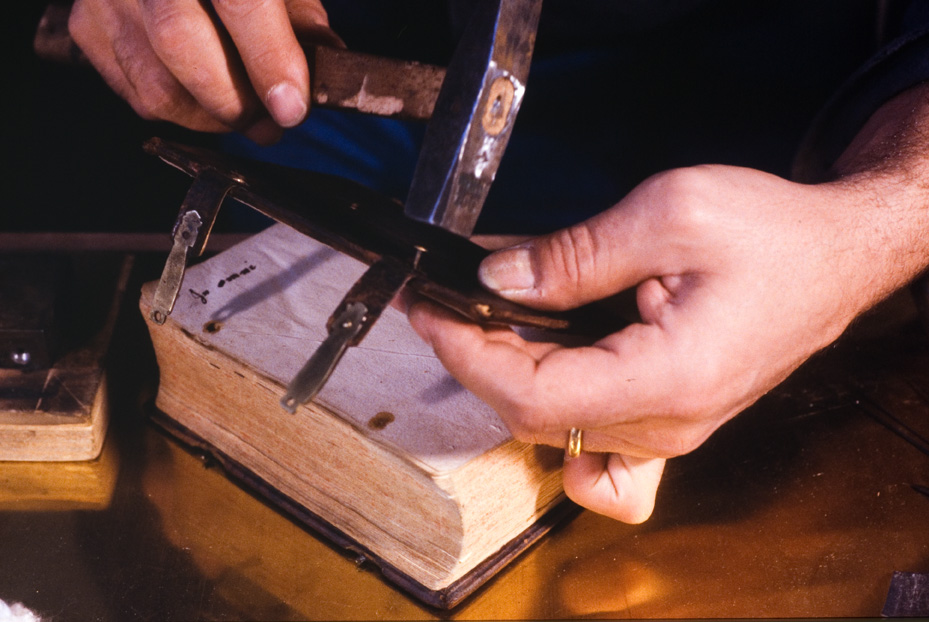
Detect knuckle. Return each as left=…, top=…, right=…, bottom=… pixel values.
left=130, top=6, right=253, bottom=127
left=288, top=0, right=331, bottom=27
left=646, top=166, right=720, bottom=231
left=133, top=84, right=182, bottom=121
left=241, top=45, right=291, bottom=84
left=209, top=95, right=252, bottom=126
left=211, top=0, right=269, bottom=21
left=110, top=43, right=185, bottom=121
left=141, top=3, right=209, bottom=59
left=536, top=223, right=599, bottom=308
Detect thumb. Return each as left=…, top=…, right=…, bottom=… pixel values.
left=563, top=453, right=666, bottom=524
left=478, top=215, right=641, bottom=311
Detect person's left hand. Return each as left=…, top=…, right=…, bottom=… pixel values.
left=69, top=0, right=342, bottom=144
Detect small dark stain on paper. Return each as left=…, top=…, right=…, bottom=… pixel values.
left=368, top=411, right=395, bottom=430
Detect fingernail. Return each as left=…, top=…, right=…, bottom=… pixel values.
left=478, top=246, right=535, bottom=295
left=266, top=82, right=307, bottom=128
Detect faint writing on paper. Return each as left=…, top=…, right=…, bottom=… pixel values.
left=189, top=263, right=258, bottom=305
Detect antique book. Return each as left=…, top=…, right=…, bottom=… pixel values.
left=139, top=224, right=572, bottom=608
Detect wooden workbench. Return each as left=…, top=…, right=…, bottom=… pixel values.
left=0, top=247, right=926, bottom=619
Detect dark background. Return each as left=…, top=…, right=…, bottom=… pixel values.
left=3, top=0, right=905, bottom=235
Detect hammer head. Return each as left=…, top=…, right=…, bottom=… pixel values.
left=403, top=0, right=543, bottom=236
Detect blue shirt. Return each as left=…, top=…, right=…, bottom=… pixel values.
left=223, top=0, right=928, bottom=233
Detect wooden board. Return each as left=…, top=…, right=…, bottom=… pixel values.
left=0, top=254, right=132, bottom=461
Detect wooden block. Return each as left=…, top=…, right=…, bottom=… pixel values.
left=0, top=438, right=118, bottom=510
left=0, top=254, right=132, bottom=461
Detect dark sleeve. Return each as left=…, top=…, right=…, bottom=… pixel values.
left=793, top=21, right=929, bottom=181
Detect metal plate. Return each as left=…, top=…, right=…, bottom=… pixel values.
left=145, top=137, right=595, bottom=332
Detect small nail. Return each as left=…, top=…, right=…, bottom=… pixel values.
left=478, top=246, right=535, bottom=295
left=266, top=82, right=307, bottom=128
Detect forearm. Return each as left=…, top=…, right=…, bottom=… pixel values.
left=825, top=81, right=929, bottom=311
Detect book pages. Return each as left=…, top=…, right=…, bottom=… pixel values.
left=168, top=224, right=510, bottom=473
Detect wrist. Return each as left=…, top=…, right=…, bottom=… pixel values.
left=824, top=83, right=929, bottom=313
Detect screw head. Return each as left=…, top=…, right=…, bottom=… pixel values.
left=10, top=349, right=31, bottom=366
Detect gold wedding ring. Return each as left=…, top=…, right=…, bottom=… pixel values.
left=567, top=428, right=583, bottom=459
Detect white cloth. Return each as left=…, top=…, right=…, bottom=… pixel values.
left=0, top=600, right=40, bottom=622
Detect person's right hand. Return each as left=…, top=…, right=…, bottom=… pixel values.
left=69, top=0, right=343, bottom=144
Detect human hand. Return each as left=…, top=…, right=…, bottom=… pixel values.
left=69, top=0, right=342, bottom=144
left=408, top=161, right=926, bottom=523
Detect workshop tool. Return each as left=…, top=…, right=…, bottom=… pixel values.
left=144, top=137, right=572, bottom=412
left=33, top=4, right=446, bottom=123
left=403, top=0, right=542, bottom=235
left=147, top=0, right=547, bottom=413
